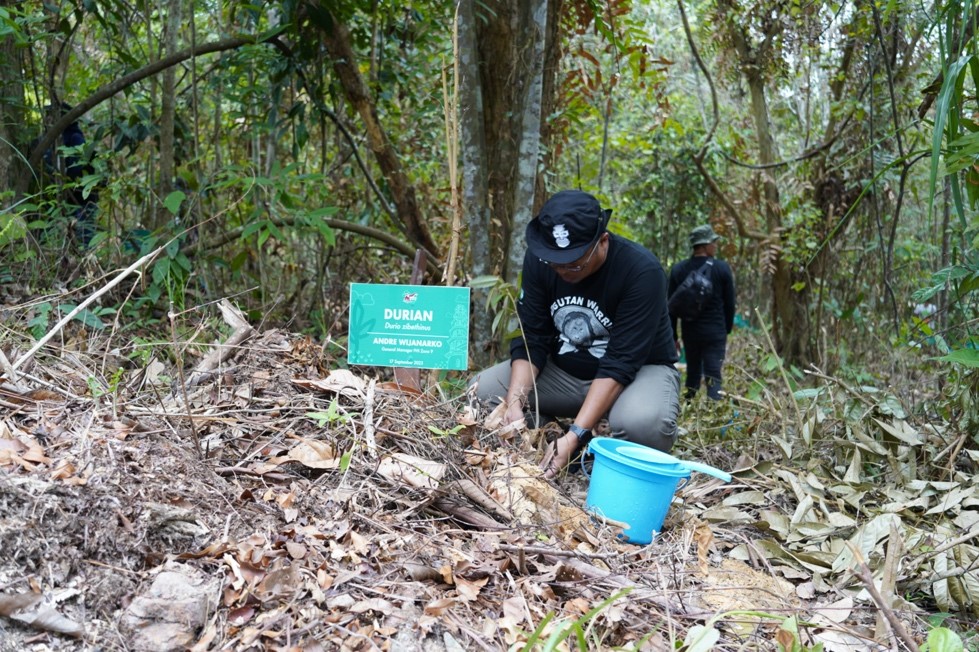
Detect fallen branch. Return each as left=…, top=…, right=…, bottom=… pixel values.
left=430, top=496, right=507, bottom=530
left=498, top=543, right=617, bottom=561
left=186, top=300, right=254, bottom=388
left=13, top=245, right=165, bottom=372
left=442, top=478, right=514, bottom=523
left=848, top=543, right=920, bottom=652
left=0, top=348, right=25, bottom=391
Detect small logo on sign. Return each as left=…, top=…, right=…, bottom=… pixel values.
left=403, top=292, right=418, bottom=304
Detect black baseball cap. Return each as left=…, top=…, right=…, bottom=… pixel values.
left=526, top=190, right=612, bottom=264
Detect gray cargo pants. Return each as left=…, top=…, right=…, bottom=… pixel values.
left=471, top=360, right=681, bottom=452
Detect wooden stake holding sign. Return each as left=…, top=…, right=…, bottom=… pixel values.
left=393, top=250, right=425, bottom=392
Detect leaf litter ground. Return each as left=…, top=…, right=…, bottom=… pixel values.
left=1, top=319, right=978, bottom=651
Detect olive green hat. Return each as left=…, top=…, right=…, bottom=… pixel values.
left=689, top=224, right=720, bottom=248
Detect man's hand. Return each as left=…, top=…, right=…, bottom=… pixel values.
left=485, top=399, right=526, bottom=432
left=541, top=432, right=578, bottom=479
left=503, top=399, right=525, bottom=427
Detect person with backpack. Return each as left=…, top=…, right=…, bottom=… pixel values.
left=471, top=190, right=681, bottom=478
left=668, top=224, right=736, bottom=400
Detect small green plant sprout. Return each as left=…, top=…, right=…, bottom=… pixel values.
left=28, top=301, right=53, bottom=340
left=427, top=423, right=466, bottom=438
left=517, top=588, right=633, bottom=652
left=86, top=376, right=106, bottom=398
left=306, top=398, right=349, bottom=426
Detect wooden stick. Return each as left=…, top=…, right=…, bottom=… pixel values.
left=13, top=245, right=165, bottom=371
left=185, top=301, right=254, bottom=388
left=847, top=543, right=920, bottom=652
left=392, top=250, right=424, bottom=392
left=431, top=496, right=506, bottom=530
left=498, top=544, right=617, bottom=561
left=0, top=348, right=25, bottom=391
left=874, top=520, right=902, bottom=639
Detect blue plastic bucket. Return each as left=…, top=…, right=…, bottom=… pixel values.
left=584, top=438, right=731, bottom=544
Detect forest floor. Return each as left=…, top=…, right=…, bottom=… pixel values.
left=1, top=298, right=978, bottom=651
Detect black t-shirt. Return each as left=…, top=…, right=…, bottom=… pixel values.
left=667, top=256, right=736, bottom=339
left=510, top=233, right=677, bottom=384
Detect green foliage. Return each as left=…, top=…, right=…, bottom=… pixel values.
left=921, top=626, right=965, bottom=652
left=306, top=399, right=349, bottom=426
left=426, top=423, right=465, bottom=438
left=60, top=302, right=114, bottom=331
left=146, top=232, right=193, bottom=311
left=683, top=611, right=824, bottom=652
left=517, top=589, right=635, bottom=652
left=471, top=274, right=522, bottom=346
left=27, top=301, right=53, bottom=340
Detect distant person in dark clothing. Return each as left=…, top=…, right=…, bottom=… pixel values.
left=43, top=103, right=99, bottom=248
left=668, top=224, right=736, bottom=400
left=471, top=190, right=681, bottom=478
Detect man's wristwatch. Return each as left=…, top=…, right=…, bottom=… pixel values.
left=568, top=424, right=591, bottom=441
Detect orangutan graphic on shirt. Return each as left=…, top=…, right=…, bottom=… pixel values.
left=554, top=307, right=609, bottom=358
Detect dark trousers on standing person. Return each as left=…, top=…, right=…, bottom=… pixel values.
left=684, top=337, right=726, bottom=400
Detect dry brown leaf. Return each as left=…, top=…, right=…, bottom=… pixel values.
left=457, top=406, right=478, bottom=427
left=285, top=541, right=306, bottom=560
left=812, top=597, right=854, bottom=625
left=565, top=597, right=591, bottom=616
left=423, top=597, right=455, bottom=616
left=403, top=562, right=443, bottom=583
left=0, top=591, right=42, bottom=616
left=256, top=562, right=300, bottom=602
left=694, top=521, right=714, bottom=575
left=51, top=460, right=76, bottom=480
left=0, top=437, right=26, bottom=455
left=277, top=490, right=299, bottom=522
left=20, top=438, right=51, bottom=464
left=270, top=439, right=340, bottom=470
left=348, top=530, right=370, bottom=556
left=484, top=401, right=526, bottom=434
left=316, top=570, right=333, bottom=589
left=292, top=370, right=366, bottom=398
left=26, top=389, right=61, bottom=401
left=349, top=598, right=395, bottom=615
left=455, top=576, right=488, bottom=602
left=15, top=604, right=84, bottom=638
left=463, top=447, right=493, bottom=468
left=228, top=605, right=255, bottom=626
left=1, top=592, right=84, bottom=638
left=376, top=453, right=446, bottom=490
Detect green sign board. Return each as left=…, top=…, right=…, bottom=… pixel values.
left=348, top=283, right=471, bottom=370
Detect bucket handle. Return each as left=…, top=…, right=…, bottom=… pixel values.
left=583, top=449, right=692, bottom=491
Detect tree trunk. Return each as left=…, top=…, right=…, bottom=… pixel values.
left=457, top=0, right=494, bottom=367
left=720, top=0, right=813, bottom=366
left=458, top=0, right=557, bottom=367
left=158, top=0, right=182, bottom=228
left=506, top=0, right=548, bottom=277
left=310, top=6, right=441, bottom=264
left=0, top=0, right=24, bottom=207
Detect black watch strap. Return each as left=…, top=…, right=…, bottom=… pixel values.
left=569, top=424, right=591, bottom=441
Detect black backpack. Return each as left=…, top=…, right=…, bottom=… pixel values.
left=668, top=259, right=714, bottom=320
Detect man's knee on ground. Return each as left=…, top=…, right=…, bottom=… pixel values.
left=609, top=409, right=677, bottom=452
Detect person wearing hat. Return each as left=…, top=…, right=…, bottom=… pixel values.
left=472, top=189, right=681, bottom=478
left=668, top=224, right=736, bottom=400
